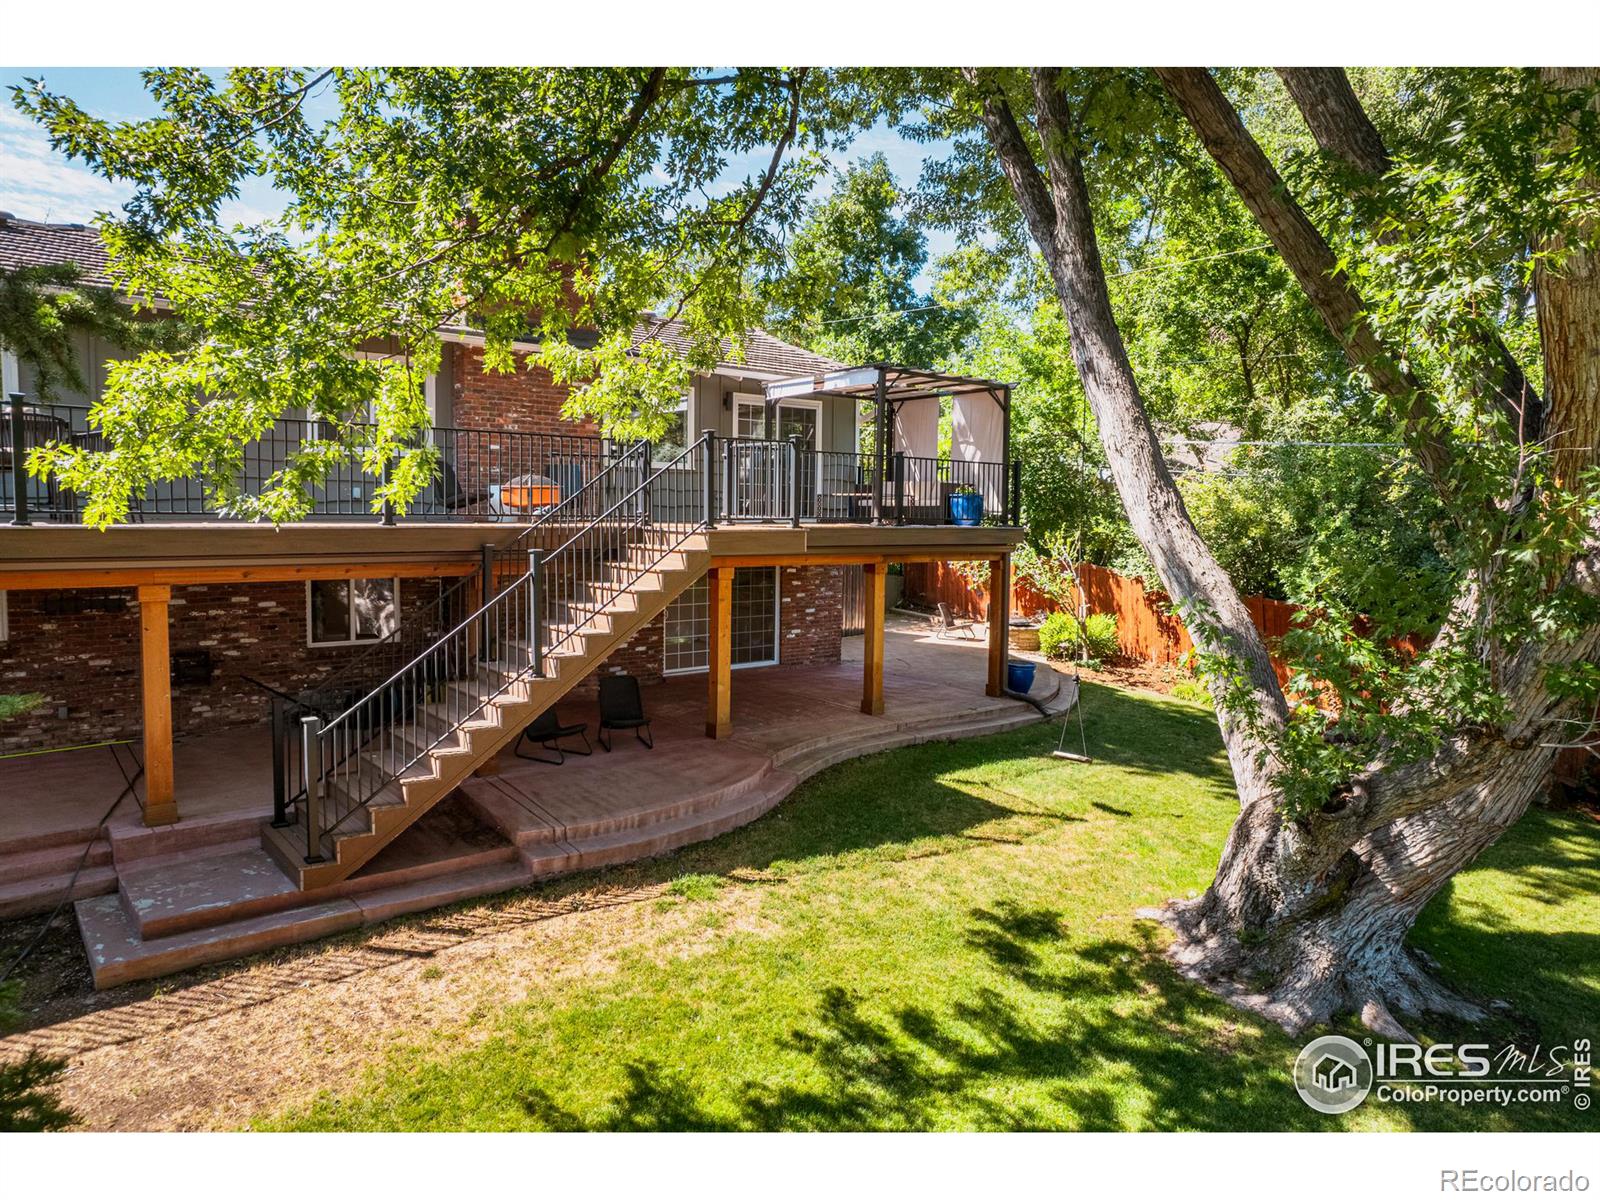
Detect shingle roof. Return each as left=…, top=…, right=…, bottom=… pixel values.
left=631, top=315, right=845, bottom=379
left=0, top=214, right=848, bottom=378
left=0, top=214, right=116, bottom=289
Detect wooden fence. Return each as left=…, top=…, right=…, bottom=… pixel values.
left=905, top=559, right=1298, bottom=684
left=903, top=559, right=1592, bottom=788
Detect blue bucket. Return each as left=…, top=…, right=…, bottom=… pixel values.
left=948, top=491, right=984, bottom=526
left=1007, top=660, right=1037, bottom=694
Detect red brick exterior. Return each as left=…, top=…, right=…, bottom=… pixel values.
left=449, top=344, right=598, bottom=437
left=0, top=580, right=443, bottom=754
left=779, top=565, right=844, bottom=668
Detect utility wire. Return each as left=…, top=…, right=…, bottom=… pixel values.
left=809, top=242, right=1277, bottom=329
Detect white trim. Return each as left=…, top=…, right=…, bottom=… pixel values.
left=661, top=567, right=781, bottom=675
left=305, top=576, right=401, bottom=648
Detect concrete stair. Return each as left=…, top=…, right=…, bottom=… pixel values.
left=0, top=834, right=118, bottom=920
left=261, top=536, right=711, bottom=890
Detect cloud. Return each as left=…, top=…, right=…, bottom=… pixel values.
left=0, top=104, right=130, bottom=222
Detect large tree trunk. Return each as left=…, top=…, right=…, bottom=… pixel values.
left=970, top=66, right=1600, bottom=1037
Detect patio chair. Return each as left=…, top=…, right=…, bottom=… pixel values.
left=515, top=706, right=591, bottom=765
left=935, top=602, right=981, bottom=640
left=597, top=674, right=654, bottom=752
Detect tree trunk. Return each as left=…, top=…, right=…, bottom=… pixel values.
left=964, top=67, right=1287, bottom=805
left=969, top=66, right=1600, bottom=1037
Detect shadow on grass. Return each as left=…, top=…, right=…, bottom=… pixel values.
left=513, top=901, right=1325, bottom=1132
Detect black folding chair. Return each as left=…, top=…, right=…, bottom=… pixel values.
left=598, top=675, right=653, bottom=752
left=516, top=706, right=592, bottom=765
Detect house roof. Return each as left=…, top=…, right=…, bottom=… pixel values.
left=0, top=213, right=117, bottom=289
left=631, top=315, right=844, bottom=379
left=0, top=213, right=845, bottom=378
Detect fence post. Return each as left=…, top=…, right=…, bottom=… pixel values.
left=7, top=392, right=30, bottom=527
left=787, top=435, right=801, bottom=528
left=893, top=451, right=906, bottom=526
left=1009, top=458, right=1023, bottom=526
left=270, top=698, right=290, bottom=828
left=528, top=549, right=544, bottom=678
left=701, top=430, right=718, bottom=529
left=379, top=454, right=395, bottom=526
left=300, top=715, right=326, bottom=863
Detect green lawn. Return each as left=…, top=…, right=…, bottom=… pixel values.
left=262, top=683, right=1599, bottom=1131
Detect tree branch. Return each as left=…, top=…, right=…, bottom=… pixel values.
left=1156, top=68, right=1458, bottom=499
left=1276, top=67, right=1545, bottom=444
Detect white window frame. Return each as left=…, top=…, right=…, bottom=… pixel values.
left=662, top=567, right=781, bottom=675
left=733, top=393, right=768, bottom=440
left=305, top=577, right=401, bottom=648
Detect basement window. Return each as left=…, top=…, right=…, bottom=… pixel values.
left=307, top=578, right=399, bottom=647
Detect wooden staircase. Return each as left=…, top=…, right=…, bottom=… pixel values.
left=262, top=538, right=709, bottom=889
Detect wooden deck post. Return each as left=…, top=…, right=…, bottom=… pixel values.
left=137, top=584, right=178, bottom=825
left=986, top=556, right=1009, bottom=698
left=862, top=561, right=886, bottom=716
left=706, top=566, right=733, bottom=738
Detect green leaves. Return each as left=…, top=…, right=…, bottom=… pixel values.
left=9, top=67, right=871, bottom=524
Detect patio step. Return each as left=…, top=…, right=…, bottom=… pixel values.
left=76, top=857, right=534, bottom=989
left=520, top=768, right=798, bottom=879
left=0, top=862, right=118, bottom=920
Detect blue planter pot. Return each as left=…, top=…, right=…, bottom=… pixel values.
left=949, top=491, right=984, bottom=526
left=1007, top=660, right=1037, bottom=694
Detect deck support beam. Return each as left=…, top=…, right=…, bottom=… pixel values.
left=986, top=556, right=1009, bottom=698
left=862, top=561, right=886, bottom=716
left=137, top=584, right=177, bottom=826
left=706, top=566, right=733, bottom=738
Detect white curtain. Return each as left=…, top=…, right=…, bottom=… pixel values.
left=892, top=398, right=941, bottom=519
left=952, top=392, right=1005, bottom=512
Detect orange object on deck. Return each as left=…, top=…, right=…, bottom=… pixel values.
left=500, top=481, right=561, bottom=510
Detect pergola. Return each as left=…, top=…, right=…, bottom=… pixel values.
left=764, top=364, right=1015, bottom=525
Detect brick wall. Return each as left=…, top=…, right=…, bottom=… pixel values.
left=449, top=344, right=598, bottom=437
left=0, top=566, right=845, bottom=753
left=779, top=565, right=844, bottom=667
left=0, top=579, right=443, bottom=754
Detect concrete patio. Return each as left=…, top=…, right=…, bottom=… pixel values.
left=1, top=618, right=1074, bottom=986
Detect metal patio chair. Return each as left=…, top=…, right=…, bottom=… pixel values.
left=935, top=602, right=981, bottom=640
left=597, top=674, right=654, bottom=752
left=515, top=706, right=592, bottom=765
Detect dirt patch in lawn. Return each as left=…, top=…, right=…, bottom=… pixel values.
left=0, top=871, right=773, bottom=1131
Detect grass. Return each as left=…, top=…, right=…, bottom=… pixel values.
left=259, top=682, right=1598, bottom=1132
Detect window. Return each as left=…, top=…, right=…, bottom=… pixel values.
left=307, top=578, right=399, bottom=647
left=663, top=568, right=779, bottom=673
left=654, top=389, right=691, bottom=463
left=734, top=395, right=767, bottom=440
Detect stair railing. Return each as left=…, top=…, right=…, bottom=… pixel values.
left=294, top=433, right=713, bottom=862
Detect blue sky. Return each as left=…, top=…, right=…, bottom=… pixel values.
left=0, top=67, right=959, bottom=266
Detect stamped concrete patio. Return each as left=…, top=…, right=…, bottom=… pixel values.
left=1, top=618, right=1073, bottom=986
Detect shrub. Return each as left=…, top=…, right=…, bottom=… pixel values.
left=1081, top=613, right=1119, bottom=660
left=1170, top=679, right=1211, bottom=705
left=1037, top=611, right=1120, bottom=662
left=1037, top=612, right=1078, bottom=659
left=0, top=694, right=44, bottom=722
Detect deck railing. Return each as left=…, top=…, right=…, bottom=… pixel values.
left=5, top=393, right=1019, bottom=529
